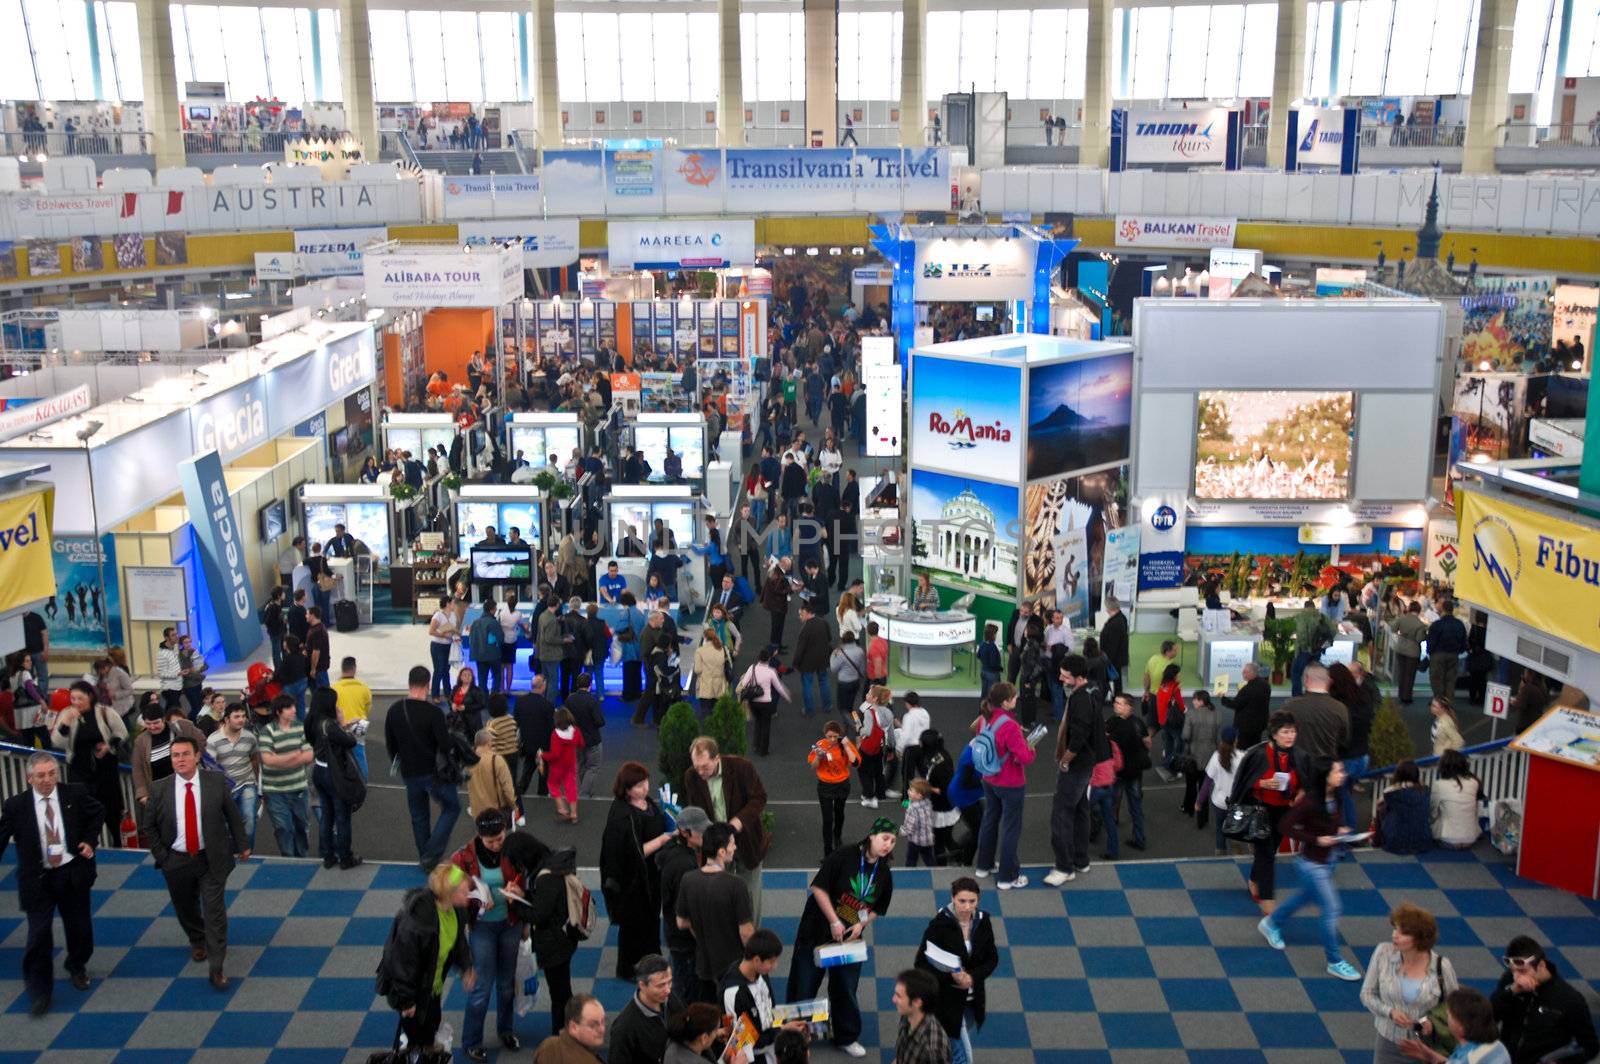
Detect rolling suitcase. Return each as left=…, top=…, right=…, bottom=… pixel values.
left=334, top=598, right=360, bottom=633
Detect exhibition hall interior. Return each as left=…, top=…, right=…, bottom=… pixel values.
left=0, top=0, right=1599, bottom=1061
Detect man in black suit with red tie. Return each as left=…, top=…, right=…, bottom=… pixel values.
left=140, top=734, right=249, bottom=989
left=0, top=752, right=105, bottom=1015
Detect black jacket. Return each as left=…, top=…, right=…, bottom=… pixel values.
left=657, top=837, right=700, bottom=953
left=385, top=698, right=452, bottom=779
left=792, top=615, right=833, bottom=672
left=447, top=685, right=487, bottom=739
left=0, top=783, right=104, bottom=911
left=1229, top=740, right=1314, bottom=807
left=376, top=887, right=471, bottom=1010
left=608, top=992, right=686, bottom=1064
left=599, top=798, right=667, bottom=924
left=914, top=905, right=1000, bottom=1037
left=1099, top=610, right=1129, bottom=671
left=565, top=691, right=604, bottom=748
left=1222, top=677, right=1273, bottom=748
left=514, top=692, right=556, bottom=755
left=1492, top=966, right=1600, bottom=1064
left=527, top=847, right=581, bottom=968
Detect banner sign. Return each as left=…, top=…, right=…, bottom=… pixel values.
left=15, top=194, right=118, bottom=219
left=178, top=450, right=259, bottom=661
left=264, top=328, right=377, bottom=437
left=362, top=244, right=524, bottom=308
left=0, top=385, right=91, bottom=442
left=1138, top=493, right=1187, bottom=590
left=1115, top=215, right=1237, bottom=250
left=48, top=534, right=119, bottom=650
left=912, top=238, right=1038, bottom=303
left=1125, top=108, right=1231, bottom=165
left=441, top=174, right=542, bottom=219
left=909, top=355, right=1023, bottom=477
left=1426, top=517, right=1460, bottom=584
left=0, top=490, right=55, bottom=613
left=1104, top=525, right=1140, bottom=605
left=458, top=219, right=580, bottom=269
left=1294, top=107, right=1347, bottom=168
left=608, top=219, right=756, bottom=270
left=191, top=377, right=270, bottom=464
left=293, top=225, right=388, bottom=277
left=1456, top=489, right=1600, bottom=654
left=254, top=251, right=302, bottom=280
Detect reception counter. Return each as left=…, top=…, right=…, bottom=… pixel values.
left=1199, top=616, right=1363, bottom=687
left=867, top=601, right=977, bottom=680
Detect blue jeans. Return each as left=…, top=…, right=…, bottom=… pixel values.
left=670, top=947, right=697, bottom=1008
left=465, top=919, right=520, bottom=1049
left=430, top=641, right=452, bottom=699
left=799, top=670, right=828, bottom=717
left=232, top=783, right=260, bottom=850
left=283, top=679, right=308, bottom=720
left=1162, top=721, right=1185, bottom=773
left=312, top=763, right=353, bottom=863
left=1115, top=776, right=1146, bottom=847
left=263, top=789, right=310, bottom=857
left=351, top=742, right=369, bottom=780
left=786, top=933, right=865, bottom=1047
left=1090, top=785, right=1118, bottom=859
left=974, top=781, right=1025, bottom=881
left=950, top=1006, right=980, bottom=1064
left=1267, top=856, right=1343, bottom=964
left=1338, top=755, right=1368, bottom=833
left=403, top=774, right=462, bottom=868
left=313, top=587, right=332, bottom=625
left=1290, top=651, right=1313, bottom=696
left=268, top=633, right=284, bottom=672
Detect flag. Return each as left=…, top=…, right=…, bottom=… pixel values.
left=120, top=192, right=137, bottom=219
left=167, top=190, right=184, bottom=216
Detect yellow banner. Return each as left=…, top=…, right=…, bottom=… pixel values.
left=0, top=490, right=54, bottom=614
left=1457, top=489, right=1600, bottom=654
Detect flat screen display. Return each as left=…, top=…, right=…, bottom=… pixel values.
left=457, top=501, right=543, bottom=551
left=385, top=425, right=456, bottom=459
left=1193, top=390, right=1354, bottom=500
left=259, top=499, right=287, bottom=543
left=472, top=546, right=534, bottom=583
left=499, top=502, right=542, bottom=548
left=609, top=500, right=695, bottom=554
left=304, top=503, right=346, bottom=554
left=307, top=501, right=392, bottom=563
left=509, top=425, right=582, bottom=470
left=456, top=502, right=500, bottom=545
left=634, top=425, right=705, bottom=480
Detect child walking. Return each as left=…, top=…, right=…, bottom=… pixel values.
left=539, top=707, right=584, bottom=824
left=902, top=779, right=937, bottom=866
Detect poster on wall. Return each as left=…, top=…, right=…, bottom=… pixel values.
left=1053, top=526, right=1091, bottom=626
left=1552, top=284, right=1597, bottom=371
left=540, top=150, right=605, bottom=215
left=911, top=469, right=1020, bottom=597
left=912, top=239, right=1036, bottom=303
left=1460, top=276, right=1555, bottom=370
left=1114, top=215, right=1238, bottom=250
left=1023, top=468, right=1127, bottom=613
left=71, top=237, right=104, bottom=272
left=48, top=535, right=121, bottom=651
left=1451, top=374, right=1526, bottom=461
left=26, top=240, right=58, bottom=276
left=155, top=232, right=188, bottom=266
left=1104, top=525, right=1140, bottom=605
left=1425, top=518, right=1459, bottom=585
left=909, top=356, right=1022, bottom=478
left=1138, top=492, right=1186, bottom=591
left=1124, top=108, right=1231, bottom=165
left=1182, top=524, right=1422, bottom=599
left=1193, top=391, right=1354, bottom=500
left=1025, top=352, right=1134, bottom=481
left=112, top=234, right=147, bottom=270
left=0, top=242, right=17, bottom=281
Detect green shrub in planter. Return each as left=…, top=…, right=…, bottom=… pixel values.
left=1367, top=697, right=1415, bottom=774
left=658, top=701, right=699, bottom=784
left=704, top=692, right=749, bottom=758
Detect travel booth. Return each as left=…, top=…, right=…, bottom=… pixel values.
left=868, top=222, right=1078, bottom=362
left=382, top=412, right=459, bottom=464
left=604, top=485, right=703, bottom=608
left=0, top=320, right=379, bottom=671
left=504, top=412, right=583, bottom=473
left=453, top=484, right=546, bottom=557
left=630, top=412, right=708, bottom=489
left=902, top=332, right=1136, bottom=692
left=1130, top=297, right=1444, bottom=690
left=1454, top=459, right=1600, bottom=899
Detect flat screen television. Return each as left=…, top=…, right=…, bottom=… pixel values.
left=471, top=546, right=534, bottom=584
left=1193, top=390, right=1354, bottom=500
left=259, top=499, right=287, bottom=543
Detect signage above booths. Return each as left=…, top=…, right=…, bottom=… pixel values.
left=912, top=238, right=1038, bottom=303
left=457, top=219, right=580, bottom=269
left=362, top=243, right=524, bottom=308
left=0, top=488, right=56, bottom=614
left=294, top=225, right=389, bottom=277
left=1115, top=215, right=1238, bottom=249
left=608, top=220, right=757, bottom=270
left=178, top=449, right=260, bottom=661
left=1123, top=108, right=1233, bottom=165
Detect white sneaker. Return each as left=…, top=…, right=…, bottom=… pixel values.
left=864, top=798, right=879, bottom=809
left=884, top=789, right=902, bottom=799
left=1043, top=869, right=1074, bottom=886
left=973, top=867, right=992, bottom=879
left=997, top=875, right=1029, bottom=890
left=859, top=797, right=872, bottom=807
left=839, top=1043, right=867, bottom=1058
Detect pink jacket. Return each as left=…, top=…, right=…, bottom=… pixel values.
left=985, top=708, right=1035, bottom=788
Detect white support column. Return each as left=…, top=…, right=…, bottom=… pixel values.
left=717, top=0, right=745, bottom=146
left=803, top=0, right=838, bottom=147
left=1081, top=0, right=1114, bottom=168
left=133, top=0, right=184, bottom=170
left=337, top=0, right=379, bottom=159
left=899, top=0, right=927, bottom=146
left=531, top=0, right=562, bottom=148
left=1266, top=0, right=1308, bottom=166
left=1463, top=0, right=1520, bottom=173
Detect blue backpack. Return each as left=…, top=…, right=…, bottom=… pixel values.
left=969, top=716, right=1006, bottom=777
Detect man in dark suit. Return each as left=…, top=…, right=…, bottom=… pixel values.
left=140, top=734, right=249, bottom=989
left=325, top=522, right=357, bottom=558
left=1222, top=661, right=1273, bottom=748
left=1099, top=595, right=1130, bottom=695
left=0, top=753, right=105, bottom=1014
left=712, top=573, right=747, bottom=623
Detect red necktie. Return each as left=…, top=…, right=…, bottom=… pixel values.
left=184, top=782, right=199, bottom=854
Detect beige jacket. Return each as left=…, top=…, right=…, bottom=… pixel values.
left=694, top=639, right=730, bottom=700
left=467, top=750, right=516, bottom=819
left=50, top=702, right=129, bottom=761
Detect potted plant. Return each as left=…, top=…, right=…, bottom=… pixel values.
left=657, top=700, right=699, bottom=784
left=550, top=480, right=575, bottom=502
left=530, top=469, right=558, bottom=493
left=389, top=481, right=418, bottom=502
left=439, top=472, right=463, bottom=497
left=1264, top=617, right=1295, bottom=686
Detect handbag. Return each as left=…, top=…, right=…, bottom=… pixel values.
left=1422, top=954, right=1458, bottom=1054
left=738, top=666, right=764, bottom=703
left=317, top=570, right=337, bottom=593
left=1220, top=801, right=1273, bottom=843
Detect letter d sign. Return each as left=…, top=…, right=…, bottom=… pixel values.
left=1484, top=681, right=1510, bottom=719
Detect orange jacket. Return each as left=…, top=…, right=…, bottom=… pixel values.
left=808, top=735, right=859, bottom=784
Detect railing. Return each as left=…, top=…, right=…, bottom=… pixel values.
left=0, top=740, right=138, bottom=849
left=1500, top=122, right=1600, bottom=148
left=1359, top=737, right=1526, bottom=822
left=182, top=129, right=296, bottom=154
left=1, top=129, right=151, bottom=158
left=1358, top=123, right=1467, bottom=148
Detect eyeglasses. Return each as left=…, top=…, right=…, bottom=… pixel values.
left=1501, top=955, right=1538, bottom=970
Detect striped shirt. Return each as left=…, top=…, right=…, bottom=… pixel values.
left=206, top=729, right=258, bottom=789
left=260, top=721, right=310, bottom=793
left=486, top=714, right=520, bottom=759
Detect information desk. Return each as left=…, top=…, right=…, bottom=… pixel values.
left=1199, top=617, right=1362, bottom=686
left=1512, top=705, right=1600, bottom=899
left=866, top=602, right=977, bottom=680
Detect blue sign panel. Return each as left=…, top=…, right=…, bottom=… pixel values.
left=178, top=449, right=259, bottom=661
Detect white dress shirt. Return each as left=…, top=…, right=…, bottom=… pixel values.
left=173, top=771, right=204, bottom=853
left=1044, top=623, right=1074, bottom=652
left=32, top=788, right=72, bottom=868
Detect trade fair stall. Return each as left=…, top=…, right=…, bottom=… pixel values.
left=505, top=412, right=583, bottom=473
left=453, top=484, right=545, bottom=556
left=1130, top=297, right=1443, bottom=688
left=605, top=485, right=702, bottom=607
left=903, top=332, right=1135, bottom=691
left=868, top=222, right=1078, bottom=362
left=300, top=482, right=393, bottom=621
left=382, top=412, right=458, bottom=461
left=631, top=412, right=707, bottom=487
left=0, top=319, right=378, bottom=667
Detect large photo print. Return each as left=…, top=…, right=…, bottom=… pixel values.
left=1025, top=352, right=1133, bottom=481
left=911, top=470, right=1019, bottom=597
left=1193, top=390, right=1354, bottom=500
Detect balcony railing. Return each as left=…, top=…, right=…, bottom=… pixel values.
left=1500, top=122, right=1600, bottom=148
left=2, top=129, right=150, bottom=158
left=1358, top=123, right=1467, bottom=148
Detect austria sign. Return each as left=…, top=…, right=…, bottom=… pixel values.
left=362, top=244, right=524, bottom=308
left=1125, top=108, right=1230, bottom=165
left=1115, top=215, right=1237, bottom=250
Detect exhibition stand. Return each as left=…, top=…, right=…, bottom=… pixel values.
left=300, top=482, right=394, bottom=579
left=905, top=332, right=1135, bottom=692
left=605, top=485, right=702, bottom=607
left=631, top=412, right=708, bottom=488
left=1511, top=705, right=1600, bottom=900
left=1129, top=297, right=1443, bottom=689
left=505, top=412, right=583, bottom=473
left=865, top=599, right=978, bottom=682
left=453, top=484, right=546, bottom=556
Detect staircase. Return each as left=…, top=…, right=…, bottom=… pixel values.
left=412, top=148, right=524, bottom=175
